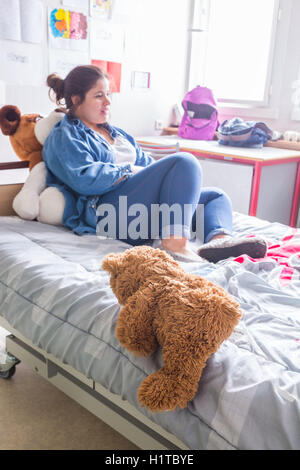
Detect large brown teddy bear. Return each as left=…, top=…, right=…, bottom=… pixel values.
left=102, top=245, right=242, bottom=413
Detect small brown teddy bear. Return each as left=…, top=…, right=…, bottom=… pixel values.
left=0, top=105, right=43, bottom=170
left=0, top=104, right=66, bottom=170
left=102, top=245, right=242, bottom=413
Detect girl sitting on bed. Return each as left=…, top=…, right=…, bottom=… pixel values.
left=43, top=64, right=267, bottom=263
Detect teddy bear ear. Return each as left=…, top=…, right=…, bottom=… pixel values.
left=0, top=105, right=21, bottom=136
left=102, top=253, right=121, bottom=273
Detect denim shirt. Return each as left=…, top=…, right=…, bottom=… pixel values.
left=42, top=113, right=155, bottom=235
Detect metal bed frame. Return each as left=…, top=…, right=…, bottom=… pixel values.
left=0, top=163, right=189, bottom=450
left=0, top=316, right=189, bottom=450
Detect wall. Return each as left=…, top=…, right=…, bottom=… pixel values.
left=0, top=0, right=190, bottom=162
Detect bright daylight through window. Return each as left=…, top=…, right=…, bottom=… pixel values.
left=199, top=0, right=279, bottom=104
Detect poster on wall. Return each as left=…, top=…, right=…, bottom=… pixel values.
left=0, top=0, right=43, bottom=44
left=48, top=6, right=89, bottom=51
left=90, top=0, right=113, bottom=19
left=91, top=59, right=121, bottom=93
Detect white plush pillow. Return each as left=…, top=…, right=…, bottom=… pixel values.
left=12, top=110, right=65, bottom=221
left=34, top=110, right=65, bottom=145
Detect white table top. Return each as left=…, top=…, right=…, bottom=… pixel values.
left=136, top=135, right=300, bottom=162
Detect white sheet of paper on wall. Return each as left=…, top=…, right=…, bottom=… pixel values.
left=19, top=0, right=43, bottom=44
left=91, top=18, right=124, bottom=62
left=0, top=0, right=43, bottom=44
left=49, top=49, right=90, bottom=79
left=0, top=0, right=21, bottom=41
left=0, top=40, right=43, bottom=86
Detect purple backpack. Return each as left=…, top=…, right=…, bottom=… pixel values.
left=178, top=86, right=219, bottom=140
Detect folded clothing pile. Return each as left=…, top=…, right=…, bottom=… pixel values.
left=217, top=117, right=281, bottom=148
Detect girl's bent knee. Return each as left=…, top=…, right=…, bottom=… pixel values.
left=173, top=152, right=202, bottom=176
left=174, top=151, right=199, bottom=162
left=211, top=187, right=232, bottom=208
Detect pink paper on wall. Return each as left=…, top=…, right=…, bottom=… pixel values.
left=70, top=11, right=87, bottom=39
left=92, top=59, right=122, bottom=93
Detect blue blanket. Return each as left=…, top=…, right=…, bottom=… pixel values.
left=0, top=213, right=299, bottom=450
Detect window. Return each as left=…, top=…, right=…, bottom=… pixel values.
left=188, top=0, right=280, bottom=106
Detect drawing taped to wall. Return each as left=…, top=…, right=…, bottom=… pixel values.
left=48, top=7, right=88, bottom=51
left=90, top=0, right=113, bottom=19
left=50, top=8, right=87, bottom=39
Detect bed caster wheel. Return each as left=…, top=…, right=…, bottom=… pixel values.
left=0, top=365, right=16, bottom=379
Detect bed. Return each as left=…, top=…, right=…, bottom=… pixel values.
left=0, top=185, right=300, bottom=450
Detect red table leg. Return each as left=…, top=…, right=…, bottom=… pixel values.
left=290, top=162, right=300, bottom=227
left=249, top=162, right=262, bottom=217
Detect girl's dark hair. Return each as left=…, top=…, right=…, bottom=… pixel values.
left=46, top=65, right=109, bottom=115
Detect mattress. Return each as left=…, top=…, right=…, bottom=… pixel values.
left=0, top=212, right=299, bottom=450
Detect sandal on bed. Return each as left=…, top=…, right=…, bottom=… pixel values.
left=197, top=235, right=268, bottom=263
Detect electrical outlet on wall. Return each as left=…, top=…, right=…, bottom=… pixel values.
left=154, top=119, right=163, bottom=130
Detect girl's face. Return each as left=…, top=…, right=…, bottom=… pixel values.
left=72, top=78, right=112, bottom=125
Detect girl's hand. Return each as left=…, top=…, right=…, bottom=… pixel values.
left=113, top=164, right=143, bottom=185
left=113, top=175, right=127, bottom=185
left=130, top=164, right=144, bottom=174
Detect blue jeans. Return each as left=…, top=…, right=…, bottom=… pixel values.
left=85, top=152, right=233, bottom=246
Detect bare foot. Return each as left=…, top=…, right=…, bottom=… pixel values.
left=161, top=236, right=188, bottom=254
left=161, top=237, right=201, bottom=260
left=209, top=233, right=231, bottom=242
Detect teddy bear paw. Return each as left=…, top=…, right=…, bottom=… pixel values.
left=138, top=369, right=197, bottom=412
left=37, top=187, right=64, bottom=225
left=116, top=322, right=158, bottom=357
left=12, top=189, right=39, bottom=220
